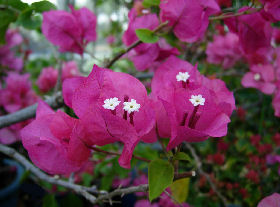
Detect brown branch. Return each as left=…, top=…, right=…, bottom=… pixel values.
left=104, top=21, right=169, bottom=68
left=0, top=144, right=99, bottom=203
left=185, top=143, right=228, bottom=207
left=89, top=146, right=151, bottom=163
left=209, top=7, right=262, bottom=21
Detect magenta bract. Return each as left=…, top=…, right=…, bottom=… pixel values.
left=62, top=65, right=156, bottom=168
left=42, top=7, right=97, bottom=55
left=257, top=193, right=280, bottom=207
left=21, top=101, right=90, bottom=175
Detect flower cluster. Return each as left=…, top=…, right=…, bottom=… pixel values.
left=37, top=61, right=80, bottom=93
left=20, top=59, right=234, bottom=174
left=42, top=6, right=97, bottom=54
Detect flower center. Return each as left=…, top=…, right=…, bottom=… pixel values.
left=123, top=99, right=141, bottom=125
left=176, top=72, right=190, bottom=82
left=189, top=95, right=205, bottom=106
left=188, top=94, right=205, bottom=129
left=103, top=97, right=121, bottom=110
left=254, top=73, right=261, bottom=81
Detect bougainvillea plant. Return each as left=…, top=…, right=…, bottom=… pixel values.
left=0, top=0, right=280, bottom=206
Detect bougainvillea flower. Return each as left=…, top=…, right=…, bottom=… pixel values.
left=150, top=56, right=234, bottom=149
left=62, top=61, right=80, bottom=80
left=241, top=64, right=276, bottom=95
left=0, top=120, right=31, bottom=145
left=0, top=29, right=23, bottom=71
left=106, top=35, right=116, bottom=45
left=37, top=67, right=58, bottom=93
left=206, top=32, right=243, bottom=69
left=63, top=65, right=156, bottom=168
left=0, top=73, right=37, bottom=113
left=260, top=0, right=280, bottom=22
left=160, top=0, right=220, bottom=43
left=21, top=101, right=90, bottom=175
left=123, top=8, right=179, bottom=71
left=225, top=7, right=273, bottom=54
left=135, top=200, right=159, bottom=207
left=42, top=7, right=97, bottom=55
left=257, top=193, right=280, bottom=207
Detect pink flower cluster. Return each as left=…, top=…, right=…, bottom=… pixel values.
left=36, top=61, right=80, bottom=93
left=206, top=32, right=243, bottom=69
left=0, top=73, right=38, bottom=144
left=21, top=57, right=235, bottom=174
left=42, top=6, right=97, bottom=55
left=0, top=29, right=24, bottom=71
left=123, top=8, right=179, bottom=71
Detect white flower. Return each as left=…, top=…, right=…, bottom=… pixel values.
left=189, top=95, right=205, bottom=106
left=103, top=97, right=121, bottom=110
left=176, top=72, right=190, bottom=82
left=123, top=99, right=141, bottom=114
left=254, top=73, right=261, bottom=81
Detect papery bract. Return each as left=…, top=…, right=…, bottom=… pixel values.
left=150, top=56, right=234, bottom=150
left=37, top=67, right=58, bottom=93
left=62, top=61, right=80, bottom=80
left=21, top=101, right=90, bottom=175
left=241, top=64, right=276, bottom=95
left=257, top=193, right=280, bottom=207
left=0, top=73, right=37, bottom=113
left=0, top=29, right=23, bottom=71
left=42, top=7, right=97, bottom=55
left=62, top=65, right=156, bottom=168
left=273, top=88, right=280, bottom=117
left=206, top=32, right=243, bottom=69
left=160, top=0, right=220, bottom=43
left=260, top=0, right=280, bottom=22
left=225, top=7, right=273, bottom=54
left=123, top=8, right=179, bottom=71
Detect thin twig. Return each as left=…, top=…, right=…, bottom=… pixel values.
left=89, top=146, right=151, bottom=163
left=209, top=7, right=262, bottom=21
left=163, top=190, right=183, bottom=207
left=104, top=21, right=169, bottom=68
left=185, top=143, right=228, bottom=207
left=0, top=144, right=98, bottom=203
left=0, top=92, right=64, bottom=129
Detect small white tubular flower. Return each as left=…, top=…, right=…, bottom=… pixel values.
left=123, top=99, right=141, bottom=114
left=176, top=72, right=190, bottom=82
left=189, top=95, right=205, bottom=106
left=254, top=73, right=261, bottom=81
left=103, top=97, right=121, bottom=110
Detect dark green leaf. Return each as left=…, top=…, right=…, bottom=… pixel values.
left=31, top=1, right=56, bottom=12
left=142, top=0, right=160, bottom=8
left=0, top=10, right=17, bottom=27
left=0, top=0, right=29, bottom=11
left=148, top=159, right=174, bottom=201
left=135, top=28, right=159, bottom=43
left=17, top=8, right=42, bottom=29
left=43, top=194, right=58, bottom=207
left=173, top=152, right=191, bottom=162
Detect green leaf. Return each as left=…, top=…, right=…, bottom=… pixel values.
left=173, top=152, right=191, bottom=162
left=17, top=8, right=42, bottom=29
left=0, top=0, right=29, bottom=11
left=142, top=0, right=160, bottom=7
left=31, top=1, right=57, bottom=12
left=148, top=159, right=174, bottom=201
left=0, top=10, right=17, bottom=27
left=0, top=25, right=9, bottom=44
left=170, top=178, right=190, bottom=203
left=82, top=173, right=93, bottom=187
left=135, top=28, right=159, bottom=43
left=43, top=194, right=58, bottom=207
